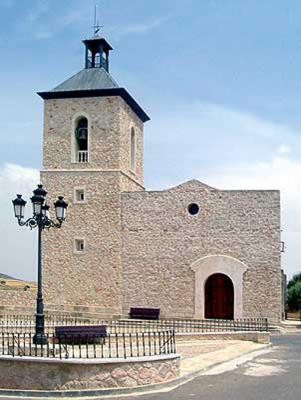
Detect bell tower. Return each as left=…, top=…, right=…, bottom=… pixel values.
left=83, top=37, right=112, bottom=71
left=39, top=33, right=150, bottom=317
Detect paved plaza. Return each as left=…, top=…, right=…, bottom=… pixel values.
left=103, top=334, right=300, bottom=400
left=177, top=339, right=267, bottom=377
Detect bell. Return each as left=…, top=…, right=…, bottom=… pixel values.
left=76, top=127, right=88, bottom=141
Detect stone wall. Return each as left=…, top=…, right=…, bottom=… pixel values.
left=0, top=289, right=35, bottom=311
left=0, top=279, right=36, bottom=310
left=41, top=170, right=123, bottom=313
left=119, top=100, right=144, bottom=186
left=39, top=93, right=145, bottom=314
left=0, top=355, right=179, bottom=390
left=42, top=96, right=144, bottom=186
left=121, top=180, right=282, bottom=322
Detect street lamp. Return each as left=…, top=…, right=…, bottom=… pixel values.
left=12, top=184, right=68, bottom=345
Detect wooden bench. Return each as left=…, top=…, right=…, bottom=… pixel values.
left=129, top=308, right=160, bottom=320
left=54, top=325, right=107, bottom=345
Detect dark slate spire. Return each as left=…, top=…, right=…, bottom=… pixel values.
left=51, top=67, right=119, bottom=92
left=37, top=32, right=150, bottom=123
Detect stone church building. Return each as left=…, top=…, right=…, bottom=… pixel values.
left=5, top=34, right=283, bottom=322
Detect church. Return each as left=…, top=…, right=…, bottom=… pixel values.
left=5, top=33, right=283, bottom=322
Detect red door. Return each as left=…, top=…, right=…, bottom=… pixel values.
left=205, top=273, right=234, bottom=319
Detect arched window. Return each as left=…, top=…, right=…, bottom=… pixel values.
left=75, top=117, right=88, bottom=163
left=130, top=127, right=136, bottom=171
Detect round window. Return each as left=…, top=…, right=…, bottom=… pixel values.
left=188, top=203, right=200, bottom=215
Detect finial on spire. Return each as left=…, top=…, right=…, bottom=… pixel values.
left=93, top=4, right=103, bottom=37
left=82, top=3, right=112, bottom=71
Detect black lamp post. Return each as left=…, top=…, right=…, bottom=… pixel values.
left=12, top=185, right=68, bottom=345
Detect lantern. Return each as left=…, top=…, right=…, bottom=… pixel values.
left=54, top=196, right=68, bottom=221
left=31, top=185, right=47, bottom=216
left=12, top=194, right=27, bottom=219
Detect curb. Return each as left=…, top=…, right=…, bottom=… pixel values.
left=0, top=344, right=272, bottom=399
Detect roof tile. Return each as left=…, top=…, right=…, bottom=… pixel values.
left=52, top=68, right=119, bottom=92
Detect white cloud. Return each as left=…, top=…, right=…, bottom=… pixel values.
left=112, top=16, right=171, bottom=38
left=58, top=9, right=90, bottom=28
left=276, top=145, right=291, bottom=155
left=146, top=101, right=301, bottom=190
left=156, top=102, right=300, bottom=143
left=147, top=102, right=301, bottom=160
left=0, top=164, right=39, bottom=281
left=33, top=30, right=52, bottom=40
left=22, top=2, right=90, bottom=40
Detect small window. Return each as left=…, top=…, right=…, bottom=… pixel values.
left=130, top=127, right=136, bottom=172
left=74, top=239, right=85, bottom=253
left=75, top=188, right=85, bottom=203
left=188, top=203, right=200, bottom=215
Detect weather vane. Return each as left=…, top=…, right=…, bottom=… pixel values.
left=93, top=4, right=103, bottom=36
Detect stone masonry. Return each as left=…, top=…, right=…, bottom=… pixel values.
left=41, top=96, right=144, bottom=315
left=0, top=35, right=283, bottom=322
left=0, top=356, right=180, bottom=390
left=121, top=181, right=282, bottom=321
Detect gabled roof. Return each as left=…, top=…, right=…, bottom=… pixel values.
left=37, top=68, right=150, bottom=123
left=51, top=68, right=119, bottom=92
left=168, top=179, right=217, bottom=192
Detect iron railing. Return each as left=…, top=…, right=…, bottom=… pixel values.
left=77, top=150, right=88, bottom=163
left=0, top=330, right=176, bottom=360
left=0, top=315, right=93, bottom=333
left=0, top=316, right=269, bottom=334
left=112, top=317, right=269, bottom=333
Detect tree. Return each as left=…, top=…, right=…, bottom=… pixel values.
left=287, top=272, right=301, bottom=289
left=287, top=273, right=301, bottom=311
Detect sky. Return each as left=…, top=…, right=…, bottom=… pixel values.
left=0, top=0, right=301, bottom=281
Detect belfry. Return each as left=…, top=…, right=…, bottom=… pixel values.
left=83, top=36, right=112, bottom=70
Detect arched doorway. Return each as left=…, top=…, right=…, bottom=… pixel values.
left=205, top=273, right=234, bottom=319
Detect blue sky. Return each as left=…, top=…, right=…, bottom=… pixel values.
left=1, top=0, right=301, bottom=280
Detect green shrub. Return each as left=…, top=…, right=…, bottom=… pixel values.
left=287, top=279, right=301, bottom=311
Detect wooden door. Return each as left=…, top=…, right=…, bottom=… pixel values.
left=205, top=273, right=234, bottom=319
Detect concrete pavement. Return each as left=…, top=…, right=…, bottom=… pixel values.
left=106, top=334, right=300, bottom=400
left=178, top=339, right=268, bottom=377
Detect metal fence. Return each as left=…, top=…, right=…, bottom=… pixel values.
left=0, top=315, right=93, bottom=334
left=108, top=317, right=269, bottom=333
left=0, top=330, right=176, bottom=360
left=0, top=315, right=268, bottom=334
